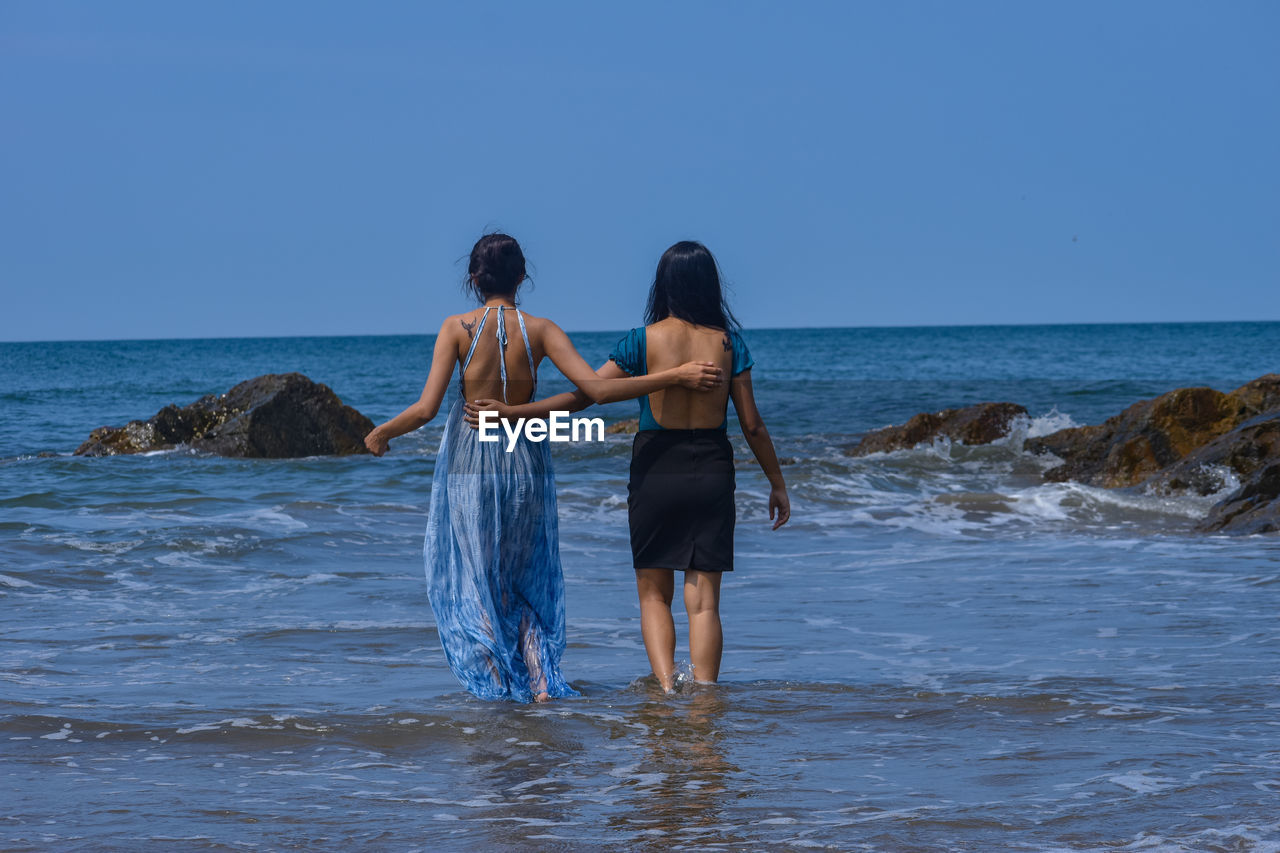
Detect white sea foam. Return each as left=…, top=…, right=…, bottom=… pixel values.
left=1025, top=408, right=1080, bottom=438
left=155, top=552, right=205, bottom=568
left=1108, top=772, right=1176, bottom=794
left=50, top=536, right=141, bottom=554
left=1142, top=463, right=1242, bottom=501
left=246, top=506, right=307, bottom=530
left=794, top=420, right=1231, bottom=538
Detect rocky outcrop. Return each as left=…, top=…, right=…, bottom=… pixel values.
left=75, top=373, right=374, bottom=458
left=605, top=418, right=639, bottom=435
left=844, top=374, right=1280, bottom=534
left=1024, top=375, right=1280, bottom=488
left=844, top=402, right=1028, bottom=457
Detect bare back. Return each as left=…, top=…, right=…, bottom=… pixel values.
left=456, top=306, right=543, bottom=405
left=644, top=318, right=734, bottom=429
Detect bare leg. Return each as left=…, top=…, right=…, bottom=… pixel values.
left=518, top=610, right=551, bottom=703
left=684, top=570, right=723, bottom=683
left=635, top=568, right=677, bottom=691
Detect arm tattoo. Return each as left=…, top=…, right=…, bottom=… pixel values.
left=461, top=318, right=476, bottom=340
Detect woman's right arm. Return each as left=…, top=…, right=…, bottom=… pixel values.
left=729, top=368, right=790, bottom=529
left=364, top=319, right=458, bottom=456
left=463, top=323, right=722, bottom=426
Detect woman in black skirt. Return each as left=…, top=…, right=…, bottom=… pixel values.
left=466, top=241, right=790, bottom=690
left=604, top=241, right=789, bottom=689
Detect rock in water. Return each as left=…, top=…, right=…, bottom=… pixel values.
left=1136, top=412, right=1280, bottom=534
left=844, top=402, right=1028, bottom=457
left=605, top=418, right=639, bottom=435
left=1145, top=413, right=1280, bottom=496
left=1201, top=461, right=1280, bottom=534
left=1024, top=375, right=1280, bottom=488
left=75, top=373, right=374, bottom=458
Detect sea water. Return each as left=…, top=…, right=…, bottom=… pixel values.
left=3, top=322, right=1280, bottom=850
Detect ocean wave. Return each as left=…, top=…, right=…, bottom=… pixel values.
left=711, top=413, right=1230, bottom=539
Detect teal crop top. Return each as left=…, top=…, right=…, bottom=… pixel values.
left=608, top=326, right=754, bottom=431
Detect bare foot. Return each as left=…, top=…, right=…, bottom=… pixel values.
left=534, top=691, right=551, bottom=703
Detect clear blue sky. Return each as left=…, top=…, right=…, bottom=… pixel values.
left=3, top=2, right=1277, bottom=341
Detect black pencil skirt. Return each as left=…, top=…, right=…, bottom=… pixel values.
left=627, top=428, right=736, bottom=572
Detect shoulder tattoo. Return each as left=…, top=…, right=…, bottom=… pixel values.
left=460, top=318, right=476, bottom=340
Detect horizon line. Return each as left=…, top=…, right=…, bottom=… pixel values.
left=2, top=317, right=1278, bottom=346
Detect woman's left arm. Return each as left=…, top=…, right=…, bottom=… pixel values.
left=542, top=321, right=721, bottom=403
left=364, top=319, right=458, bottom=456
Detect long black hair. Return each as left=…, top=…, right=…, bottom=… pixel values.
left=644, top=240, right=740, bottom=330
left=464, top=233, right=527, bottom=303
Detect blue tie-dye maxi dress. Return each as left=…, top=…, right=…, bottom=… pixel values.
left=422, top=306, right=577, bottom=702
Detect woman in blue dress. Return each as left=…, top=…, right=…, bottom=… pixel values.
left=467, top=240, right=790, bottom=692
left=364, top=234, right=723, bottom=702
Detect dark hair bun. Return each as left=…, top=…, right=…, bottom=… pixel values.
left=466, top=234, right=526, bottom=302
